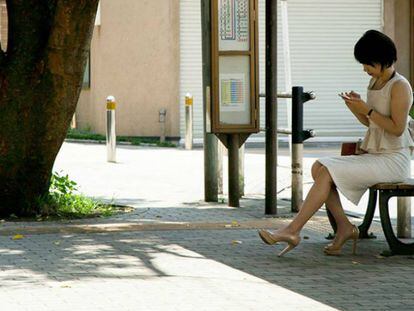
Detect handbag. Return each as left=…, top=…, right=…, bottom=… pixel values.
left=341, top=139, right=365, bottom=156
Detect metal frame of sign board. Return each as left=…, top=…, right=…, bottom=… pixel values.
left=211, top=0, right=259, bottom=134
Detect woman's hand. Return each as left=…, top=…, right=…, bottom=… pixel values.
left=348, top=91, right=361, bottom=99
left=342, top=91, right=369, bottom=115
left=339, top=91, right=369, bottom=127
left=344, top=97, right=369, bottom=115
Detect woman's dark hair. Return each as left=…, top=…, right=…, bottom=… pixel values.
left=354, top=30, right=397, bottom=69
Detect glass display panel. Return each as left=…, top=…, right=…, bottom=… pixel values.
left=219, top=55, right=251, bottom=125
left=218, top=0, right=249, bottom=51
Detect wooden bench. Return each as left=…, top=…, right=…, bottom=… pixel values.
left=327, top=179, right=414, bottom=256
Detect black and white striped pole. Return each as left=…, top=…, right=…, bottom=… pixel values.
left=291, top=87, right=315, bottom=212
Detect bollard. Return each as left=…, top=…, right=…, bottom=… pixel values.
left=106, top=95, right=117, bottom=163
left=185, top=93, right=193, bottom=150
left=291, top=87, right=315, bottom=212
left=159, top=108, right=167, bottom=143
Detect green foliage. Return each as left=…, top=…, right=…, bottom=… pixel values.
left=66, top=128, right=106, bottom=141
left=50, top=172, right=78, bottom=195
left=66, top=128, right=177, bottom=147
left=37, top=172, right=115, bottom=219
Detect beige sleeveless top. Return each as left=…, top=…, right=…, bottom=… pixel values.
left=360, top=72, right=414, bottom=154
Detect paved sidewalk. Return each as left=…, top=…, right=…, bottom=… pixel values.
left=1, top=221, right=413, bottom=311
left=1, top=142, right=414, bottom=310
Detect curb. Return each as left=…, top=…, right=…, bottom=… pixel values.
left=0, top=218, right=294, bottom=236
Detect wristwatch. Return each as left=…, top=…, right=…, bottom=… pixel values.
left=367, top=109, right=374, bottom=118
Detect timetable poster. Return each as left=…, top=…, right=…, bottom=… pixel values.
left=219, top=74, right=247, bottom=112
left=219, top=0, right=249, bottom=51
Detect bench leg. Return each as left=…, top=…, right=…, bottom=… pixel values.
left=325, top=208, right=337, bottom=240
left=379, top=191, right=414, bottom=256
left=358, top=188, right=377, bottom=239
left=326, top=188, right=377, bottom=240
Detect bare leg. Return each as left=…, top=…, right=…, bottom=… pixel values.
left=260, top=162, right=356, bottom=255
left=325, top=187, right=354, bottom=234
left=282, top=166, right=334, bottom=234
left=312, top=162, right=353, bottom=235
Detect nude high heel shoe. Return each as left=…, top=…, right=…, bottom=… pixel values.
left=258, top=229, right=301, bottom=257
left=324, top=225, right=359, bottom=256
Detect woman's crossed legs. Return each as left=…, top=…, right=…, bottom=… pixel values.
left=261, top=161, right=355, bottom=254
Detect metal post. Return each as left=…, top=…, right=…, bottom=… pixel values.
left=159, top=109, right=167, bottom=143
left=291, top=143, right=303, bottom=212
left=201, top=0, right=218, bottom=202
left=239, top=144, right=245, bottom=198
left=185, top=93, right=193, bottom=150
left=291, top=87, right=303, bottom=212
left=106, top=96, right=117, bottom=163
left=280, top=0, right=292, bottom=154
left=265, top=0, right=278, bottom=215
left=397, top=197, right=412, bottom=238
left=228, top=134, right=240, bottom=207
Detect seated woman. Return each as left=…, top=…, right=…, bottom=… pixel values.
left=259, top=29, right=414, bottom=257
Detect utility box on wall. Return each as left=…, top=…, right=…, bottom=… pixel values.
left=209, top=0, right=259, bottom=134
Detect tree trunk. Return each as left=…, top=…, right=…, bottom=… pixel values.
left=0, top=0, right=99, bottom=216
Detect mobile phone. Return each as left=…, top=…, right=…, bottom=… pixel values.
left=338, top=93, right=350, bottom=100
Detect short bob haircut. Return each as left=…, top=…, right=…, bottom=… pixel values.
left=354, top=30, right=397, bottom=69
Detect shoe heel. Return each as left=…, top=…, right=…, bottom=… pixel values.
left=278, top=243, right=296, bottom=257
left=352, top=237, right=357, bottom=255
left=352, top=225, right=359, bottom=255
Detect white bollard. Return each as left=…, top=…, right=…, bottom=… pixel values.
left=185, top=93, right=193, bottom=150
left=106, top=96, right=116, bottom=163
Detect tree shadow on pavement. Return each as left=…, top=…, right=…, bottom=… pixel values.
left=0, top=220, right=413, bottom=310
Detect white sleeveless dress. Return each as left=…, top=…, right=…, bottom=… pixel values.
left=318, top=72, right=414, bottom=205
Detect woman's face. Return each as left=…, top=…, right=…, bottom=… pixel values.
left=362, top=63, right=382, bottom=77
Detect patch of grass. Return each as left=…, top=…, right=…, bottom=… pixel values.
left=36, top=172, right=119, bottom=220
left=66, top=128, right=106, bottom=141
left=66, top=128, right=176, bottom=148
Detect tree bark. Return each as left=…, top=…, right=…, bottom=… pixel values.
left=0, top=0, right=99, bottom=216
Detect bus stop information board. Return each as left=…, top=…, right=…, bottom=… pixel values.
left=210, top=0, right=259, bottom=134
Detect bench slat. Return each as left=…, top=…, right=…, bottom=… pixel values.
left=371, top=178, right=414, bottom=190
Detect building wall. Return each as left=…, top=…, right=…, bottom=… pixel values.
left=384, top=0, right=412, bottom=83
left=76, top=0, right=181, bottom=138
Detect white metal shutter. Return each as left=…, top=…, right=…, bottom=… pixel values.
left=180, top=0, right=383, bottom=141
left=179, top=0, right=204, bottom=140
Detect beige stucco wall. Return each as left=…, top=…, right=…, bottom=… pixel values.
left=383, top=0, right=412, bottom=82
left=76, top=0, right=180, bottom=138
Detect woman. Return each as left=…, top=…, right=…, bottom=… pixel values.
left=259, top=30, right=414, bottom=257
